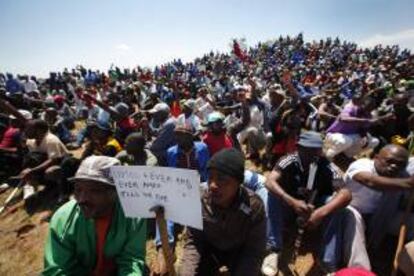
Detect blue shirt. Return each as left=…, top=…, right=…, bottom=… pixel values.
left=6, top=78, right=23, bottom=94
left=149, top=117, right=177, bottom=165
left=166, top=142, right=210, bottom=182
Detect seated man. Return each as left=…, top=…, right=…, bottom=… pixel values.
left=154, top=123, right=210, bottom=274
left=324, top=96, right=388, bottom=160
left=116, top=132, right=158, bottom=166
left=202, top=111, right=233, bottom=157
left=43, top=155, right=147, bottom=275
left=179, top=148, right=266, bottom=275
left=148, top=103, right=176, bottom=166
left=22, top=119, right=70, bottom=200
left=80, top=121, right=122, bottom=160
left=43, top=107, right=73, bottom=144
left=264, top=131, right=352, bottom=275
left=82, top=93, right=138, bottom=144
left=339, top=144, right=414, bottom=271
left=176, top=99, right=202, bottom=136
left=0, top=109, right=32, bottom=178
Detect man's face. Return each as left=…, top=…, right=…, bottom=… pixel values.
left=269, top=92, right=284, bottom=106
left=74, top=180, right=117, bottom=219
left=285, top=115, right=302, bottom=134
left=183, top=106, right=193, bottom=116
left=175, top=131, right=193, bottom=150
left=25, top=123, right=37, bottom=139
left=208, top=169, right=239, bottom=209
left=298, top=146, right=322, bottom=165
left=210, top=121, right=224, bottom=135
left=374, top=149, right=408, bottom=177
left=90, top=127, right=109, bottom=145
left=125, top=140, right=144, bottom=156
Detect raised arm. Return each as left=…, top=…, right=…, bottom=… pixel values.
left=0, top=98, right=28, bottom=125
left=82, top=93, right=122, bottom=121
left=281, top=70, right=299, bottom=99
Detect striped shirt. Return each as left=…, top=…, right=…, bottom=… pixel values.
left=274, top=152, right=343, bottom=205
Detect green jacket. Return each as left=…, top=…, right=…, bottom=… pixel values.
left=43, top=200, right=146, bottom=276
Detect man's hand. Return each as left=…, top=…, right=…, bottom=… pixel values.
left=305, top=208, right=325, bottom=230
left=407, top=175, right=414, bottom=188
left=20, top=168, right=34, bottom=181
left=291, top=199, right=313, bottom=217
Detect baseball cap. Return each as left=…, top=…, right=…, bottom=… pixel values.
left=87, top=119, right=113, bottom=133
left=207, top=112, right=225, bottom=124
left=53, top=95, right=65, bottom=105
left=148, top=103, right=170, bottom=114
left=114, top=103, right=130, bottom=118
left=183, top=99, right=196, bottom=111
left=69, top=155, right=120, bottom=186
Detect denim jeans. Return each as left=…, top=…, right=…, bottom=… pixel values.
left=75, top=127, right=88, bottom=146
left=155, top=220, right=175, bottom=248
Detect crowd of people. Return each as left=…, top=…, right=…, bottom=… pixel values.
left=1, top=33, right=414, bottom=275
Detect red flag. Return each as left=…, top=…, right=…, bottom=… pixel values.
left=170, top=100, right=182, bottom=118
left=233, top=40, right=246, bottom=61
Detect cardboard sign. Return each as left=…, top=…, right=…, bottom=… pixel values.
left=110, top=166, right=203, bottom=230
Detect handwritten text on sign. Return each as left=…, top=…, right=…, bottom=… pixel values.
left=110, top=166, right=203, bottom=230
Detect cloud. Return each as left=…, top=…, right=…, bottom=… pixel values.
left=115, top=43, right=131, bottom=51
left=358, top=29, right=414, bottom=50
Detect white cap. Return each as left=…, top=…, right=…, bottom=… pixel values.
left=9, top=109, right=33, bottom=120
left=148, top=103, right=170, bottom=114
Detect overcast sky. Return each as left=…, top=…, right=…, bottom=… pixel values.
left=1, top=0, right=413, bottom=77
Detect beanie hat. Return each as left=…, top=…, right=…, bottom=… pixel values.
left=207, top=148, right=245, bottom=183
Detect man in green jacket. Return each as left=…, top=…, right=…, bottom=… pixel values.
left=43, top=155, right=147, bottom=276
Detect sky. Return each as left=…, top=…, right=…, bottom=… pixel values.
left=1, top=0, right=413, bottom=77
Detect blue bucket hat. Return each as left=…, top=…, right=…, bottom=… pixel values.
left=297, top=131, right=323, bottom=148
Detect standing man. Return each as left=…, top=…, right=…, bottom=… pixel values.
left=43, top=156, right=147, bottom=275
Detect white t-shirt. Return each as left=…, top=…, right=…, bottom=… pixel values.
left=405, top=157, right=414, bottom=175
left=22, top=80, right=38, bottom=93
left=195, top=97, right=214, bottom=122
left=176, top=113, right=202, bottom=132
left=27, top=132, right=68, bottom=159
left=249, top=105, right=264, bottom=129
left=344, top=158, right=383, bottom=215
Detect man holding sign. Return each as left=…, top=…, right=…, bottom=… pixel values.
left=179, top=148, right=266, bottom=275
left=43, top=156, right=147, bottom=276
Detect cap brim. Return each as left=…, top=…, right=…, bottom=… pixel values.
left=297, top=142, right=323, bottom=148
left=68, top=176, right=115, bottom=186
